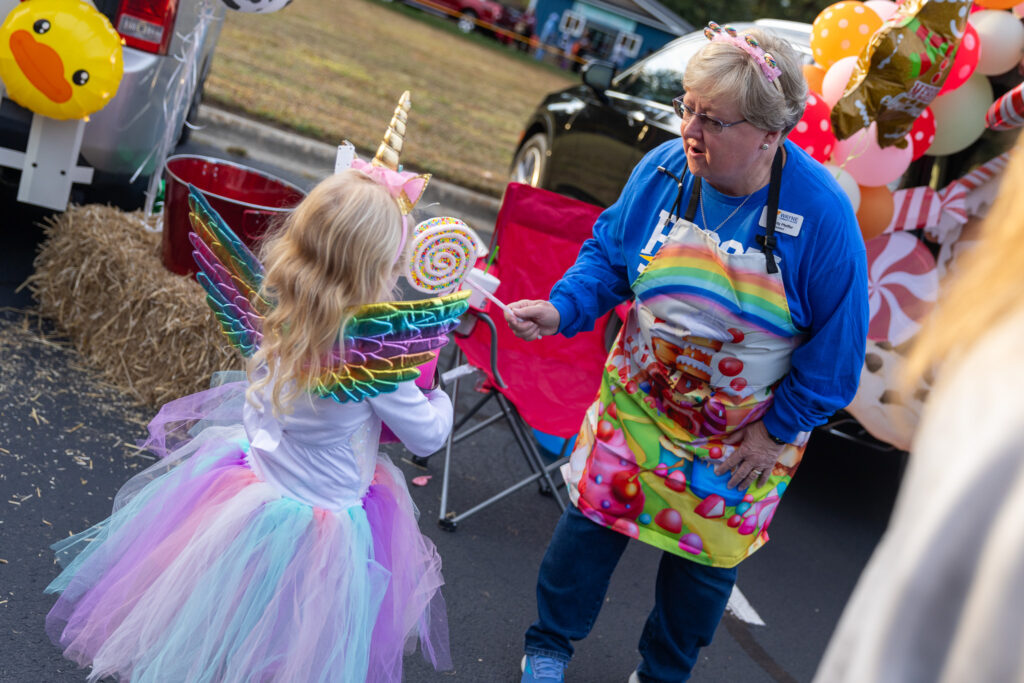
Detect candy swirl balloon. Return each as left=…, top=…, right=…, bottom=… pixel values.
left=406, top=216, right=485, bottom=294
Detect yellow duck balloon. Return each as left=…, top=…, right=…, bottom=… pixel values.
left=0, top=0, right=124, bottom=120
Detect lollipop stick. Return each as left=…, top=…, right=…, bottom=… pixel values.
left=473, top=283, right=514, bottom=316
left=466, top=270, right=521, bottom=321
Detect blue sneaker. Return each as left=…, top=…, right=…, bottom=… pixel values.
left=521, top=654, right=568, bottom=682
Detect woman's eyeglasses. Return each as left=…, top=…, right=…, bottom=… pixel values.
left=672, top=96, right=747, bottom=134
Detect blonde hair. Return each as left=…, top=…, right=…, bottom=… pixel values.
left=905, top=136, right=1024, bottom=384
left=247, top=169, right=405, bottom=415
left=683, top=28, right=807, bottom=133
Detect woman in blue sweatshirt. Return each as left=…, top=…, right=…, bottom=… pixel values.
left=510, top=24, right=869, bottom=683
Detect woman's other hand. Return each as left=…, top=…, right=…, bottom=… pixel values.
left=713, top=421, right=785, bottom=490
left=506, top=299, right=560, bottom=341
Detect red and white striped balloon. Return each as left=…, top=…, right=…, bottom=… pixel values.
left=986, top=81, right=1024, bottom=131
left=866, top=232, right=938, bottom=345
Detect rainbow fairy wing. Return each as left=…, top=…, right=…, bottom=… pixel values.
left=187, top=185, right=267, bottom=357
left=315, top=289, right=471, bottom=402
left=188, top=182, right=469, bottom=402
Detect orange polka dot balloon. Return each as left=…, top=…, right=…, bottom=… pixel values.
left=811, top=1, right=884, bottom=69
left=974, top=0, right=1019, bottom=8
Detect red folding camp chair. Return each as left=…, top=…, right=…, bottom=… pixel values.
left=430, top=182, right=612, bottom=531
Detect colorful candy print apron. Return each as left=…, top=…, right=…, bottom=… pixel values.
left=564, top=160, right=808, bottom=568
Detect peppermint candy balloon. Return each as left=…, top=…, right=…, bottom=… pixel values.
left=866, top=232, right=939, bottom=346
left=406, top=217, right=484, bottom=294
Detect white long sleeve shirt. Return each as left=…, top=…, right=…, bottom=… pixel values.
left=243, top=380, right=452, bottom=511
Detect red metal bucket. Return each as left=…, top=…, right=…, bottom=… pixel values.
left=162, top=154, right=307, bottom=275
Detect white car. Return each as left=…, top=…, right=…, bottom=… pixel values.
left=0, top=0, right=225, bottom=209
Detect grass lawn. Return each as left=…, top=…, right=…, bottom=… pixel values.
left=204, top=0, right=576, bottom=197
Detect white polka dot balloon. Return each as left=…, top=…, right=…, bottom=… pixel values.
left=908, top=107, right=935, bottom=160
left=938, top=23, right=979, bottom=94
left=788, top=92, right=836, bottom=163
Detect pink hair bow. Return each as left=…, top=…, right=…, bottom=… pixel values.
left=704, top=22, right=783, bottom=84
left=350, top=157, right=430, bottom=216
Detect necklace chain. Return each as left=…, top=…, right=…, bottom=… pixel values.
left=700, top=187, right=752, bottom=233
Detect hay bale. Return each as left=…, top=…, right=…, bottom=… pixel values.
left=27, top=205, right=243, bottom=407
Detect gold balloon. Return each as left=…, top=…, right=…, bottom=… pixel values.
left=832, top=0, right=972, bottom=148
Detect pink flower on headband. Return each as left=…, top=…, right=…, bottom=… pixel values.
left=704, top=22, right=783, bottom=84
left=350, top=157, right=429, bottom=216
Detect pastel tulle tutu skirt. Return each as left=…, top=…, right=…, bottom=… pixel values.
left=45, top=382, right=450, bottom=682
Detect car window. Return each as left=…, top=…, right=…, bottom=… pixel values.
left=611, top=26, right=812, bottom=107
left=611, top=35, right=705, bottom=106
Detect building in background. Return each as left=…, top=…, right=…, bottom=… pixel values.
left=529, top=0, right=693, bottom=70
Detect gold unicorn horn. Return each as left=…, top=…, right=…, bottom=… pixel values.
left=372, top=91, right=411, bottom=170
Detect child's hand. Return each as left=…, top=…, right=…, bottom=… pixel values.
left=506, top=300, right=560, bottom=341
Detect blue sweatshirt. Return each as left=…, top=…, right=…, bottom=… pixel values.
left=549, top=138, right=869, bottom=443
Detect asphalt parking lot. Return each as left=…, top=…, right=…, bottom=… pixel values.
left=0, top=110, right=906, bottom=682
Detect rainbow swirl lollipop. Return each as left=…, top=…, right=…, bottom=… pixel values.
left=406, top=216, right=485, bottom=294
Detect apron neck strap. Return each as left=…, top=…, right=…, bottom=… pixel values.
left=684, top=172, right=701, bottom=223
left=661, top=147, right=784, bottom=274
left=755, top=148, right=784, bottom=274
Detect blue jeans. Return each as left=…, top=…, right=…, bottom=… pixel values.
left=524, top=505, right=738, bottom=682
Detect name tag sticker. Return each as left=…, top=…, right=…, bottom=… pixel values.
left=758, top=207, right=804, bottom=237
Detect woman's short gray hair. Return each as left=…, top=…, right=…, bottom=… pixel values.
left=682, top=28, right=808, bottom=134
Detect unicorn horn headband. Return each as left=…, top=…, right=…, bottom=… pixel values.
left=331, top=93, right=486, bottom=292
left=334, top=91, right=432, bottom=264
left=704, top=22, right=783, bottom=92
left=373, top=90, right=410, bottom=171
left=340, top=91, right=431, bottom=217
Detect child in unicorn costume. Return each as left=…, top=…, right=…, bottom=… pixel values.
left=44, top=94, right=467, bottom=682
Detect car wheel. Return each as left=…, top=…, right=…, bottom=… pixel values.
left=457, top=10, right=477, bottom=33
left=510, top=132, right=548, bottom=188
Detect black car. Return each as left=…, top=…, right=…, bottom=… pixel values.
left=509, top=20, right=813, bottom=208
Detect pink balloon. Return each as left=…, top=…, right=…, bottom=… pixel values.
left=939, top=23, right=979, bottom=94
left=864, top=0, right=899, bottom=20
left=831, top=123, right=913, bottom=187
left=789, top=91, right=836, bottom=162
left=822, top=56, right=859, bottom=108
